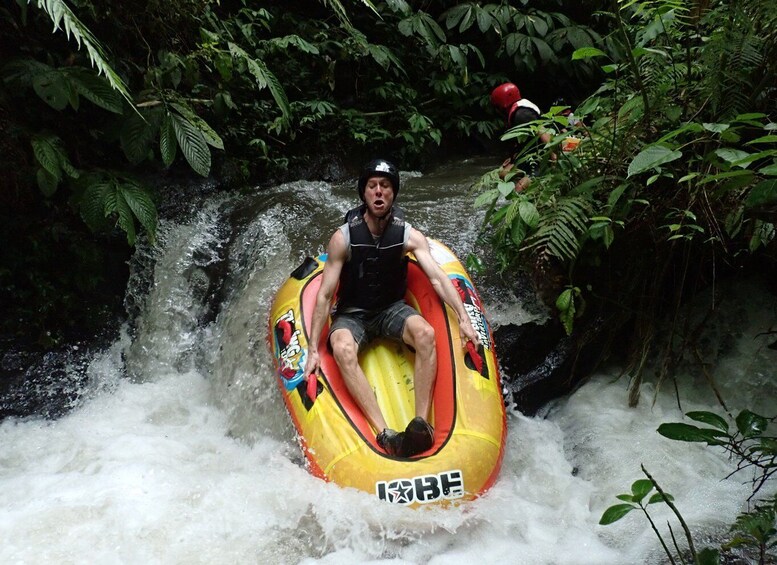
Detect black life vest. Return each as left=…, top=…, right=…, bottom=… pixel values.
left=337, top=205, right=408, bottom=311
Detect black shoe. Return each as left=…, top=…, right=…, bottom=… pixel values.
left=376, top=428, right=404, bottom=456
left=400, top=417, right=435, bottom=457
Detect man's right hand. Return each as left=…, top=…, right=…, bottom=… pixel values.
left=304, top=348, right=320, bottom=379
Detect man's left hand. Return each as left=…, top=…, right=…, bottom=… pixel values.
left=459, top=317, right=479, bottom=347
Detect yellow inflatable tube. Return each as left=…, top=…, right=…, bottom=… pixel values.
left=268, top=239, right=505, bottom=507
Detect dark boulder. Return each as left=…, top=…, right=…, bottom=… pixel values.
left=495, top=318, right=603, bottom=415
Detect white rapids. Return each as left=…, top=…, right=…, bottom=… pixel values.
left=1, top=161, right=775, bottom=564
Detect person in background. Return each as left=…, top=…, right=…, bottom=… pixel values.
left=490, top=82, right=552, bottom=192
left=303, top=159, right=479, bottom=458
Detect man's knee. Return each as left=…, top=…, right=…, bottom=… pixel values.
left=406, top=318, right=435, bottom=352
left=330, top=331, right=358, bottom=366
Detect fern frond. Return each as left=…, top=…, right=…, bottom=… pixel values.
left=64, top=67, right=123, bottom=114
left=524, top=196, right=591, bottom=262
left=228, top=42, right=290, bottom=126
left=30, top=0, right=132, bottom=107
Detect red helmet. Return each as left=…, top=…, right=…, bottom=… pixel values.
left=490, top=83, right=521, bottom=112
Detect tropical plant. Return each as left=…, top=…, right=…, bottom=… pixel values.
left=473, top=0, right=777, bottom=404
left=2, top=0, right=159, bottom=245
left=658, top=410, right=777, bottom=498
left=599, top=467, right=721, bottom=565
left=23, top=0, right=132, bottom=103
left=1, top=0, right=601, bottom=343
left=724, top=497, right=777, bottom=565
left=601, top=409, right=777, bottom=564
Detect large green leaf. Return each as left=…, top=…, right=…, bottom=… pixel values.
left=171, top=112, right=211, bottom=177
left=444, top=4, right=469, bottom=30
left=36, top=168, right=59, bottom=197
left=31, top=135, right=63, bottom=181
left=630, top=479, right=653, bottom=503
left=519, top=200, right=540, bottom=228
left=32, top=70, right=72, bottom=110
left=114, top=192, right=137, bottom=246
left=475, top=5, right=493, bottom=33
left=745, top=180, right=777, bottom=208
left=627, top=145, right=682, bottom=177
left=31, top=0, right=133, bottom=106
left=228, top=42, right=290, bottom=125
left=510, top=217, right=526, bottom=247
left=159, top=113, right=177, bottom=167
left=66, top=67, right=123, bottom=113
left=170, top=102, right=224, bottom=150
left=735, top=410, right=768, bottom=438
left=474, top=188, right=499, bottom=208
left=79, top=180, right=112, bottom=232
left=657, top=423, right=727, bottom=444
left=119, top=181, right=157, bottom=240
left=716, top=148, right=752, bottom=168
left=572, top=46, right=607, bottom=60
left=647, top=492, right=674, bottom=505
left=686, top=411, right=729, bottom=432
left=531, top=37, right=554, bottom=62
left=121, top=109, right=160, bottom=164
left=599, top=504, right=635, bottom=525
left=77, top=175, right=156, bottom=245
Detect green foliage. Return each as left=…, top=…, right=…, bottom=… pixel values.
left=600, top=465, right=708, bottom=564
left=30, top=134, right=79, bottom=196
left=27, top=0, right=132, bottom=104
left=473, top=0, right=777, bottom=376
left=0, top=0, right=601, bottom=343
left=659, top=410, right=777, bottom=496
left=78, top=173, right=157, bottom=246
left=555, top=285, right=583, bottom=336
left=3, top=59, right=123, bottom=113
left=724, top=496, right=777, bottom=564
left=600, top=478, right=674, bottom=525
left=628, top=409, right=777, bottom=563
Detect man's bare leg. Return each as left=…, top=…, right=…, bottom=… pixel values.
left=329, top=328, right=388, bottom=432
left=402, top=315, right=437, bottom=420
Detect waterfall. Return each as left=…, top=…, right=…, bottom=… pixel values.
left=1, top=159, right=774, bottom=564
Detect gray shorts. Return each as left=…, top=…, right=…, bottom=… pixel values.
left=329, top=300, right=420, bottom=352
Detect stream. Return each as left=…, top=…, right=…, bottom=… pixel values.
left=1, top=157, right=775, bottom=564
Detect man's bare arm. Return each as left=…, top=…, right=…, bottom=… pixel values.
left=303, top=229, right=346, bottom=376
left=406, top=229, right=480, bottom=346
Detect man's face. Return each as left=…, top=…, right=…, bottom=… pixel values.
left=363, top=175, right=394, bottom=216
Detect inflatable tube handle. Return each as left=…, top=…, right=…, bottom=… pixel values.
left=466, top=341, right=483, bottom=374
left=306, top=373, right=318, bottom=402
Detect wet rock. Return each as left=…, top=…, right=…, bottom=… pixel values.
left=496, top=319, right=597, bottom=415
left=0, top=344, right=93, bottom=419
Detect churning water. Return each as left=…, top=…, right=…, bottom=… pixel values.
left=1, top=159, right=775, bottom=564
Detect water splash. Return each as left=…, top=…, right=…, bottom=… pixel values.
left=1, top=161, right=775, bottom=564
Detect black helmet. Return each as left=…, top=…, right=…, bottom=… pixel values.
left=357, top=159, right=399, bottom=201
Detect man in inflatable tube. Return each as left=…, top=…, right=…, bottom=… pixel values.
left=303, top=158, right=480, bottom=458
